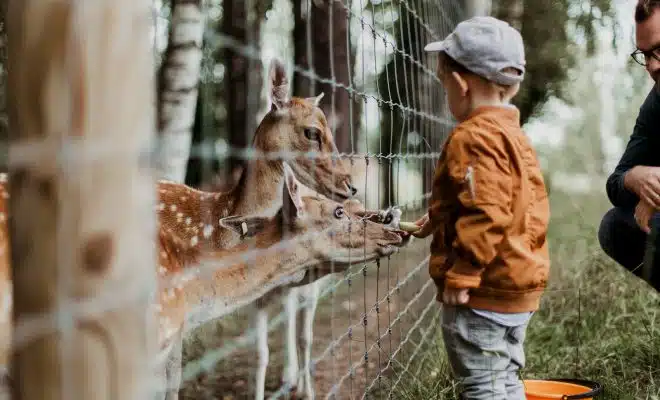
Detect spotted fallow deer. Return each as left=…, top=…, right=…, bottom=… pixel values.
left=153, top=164, right=403, bottom=399
left=0, top=165, right=404, bottom=399
left=188, top=58, right=404, bottom=400
left=0, top=55, right=395, bottom=397
left=188, top=59, right=403, bottom=398
left=156, top=56, right=396, bottom=400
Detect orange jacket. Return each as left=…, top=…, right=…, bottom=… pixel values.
left=428, top=105, right=550, bottom=313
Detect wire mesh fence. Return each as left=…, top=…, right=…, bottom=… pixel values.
left=152, top=0, right=465, bottom=398
left=7, top=0, right=657, bottom=399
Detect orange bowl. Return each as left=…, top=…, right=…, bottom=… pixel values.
left=524, top=379, right=600, bottom=400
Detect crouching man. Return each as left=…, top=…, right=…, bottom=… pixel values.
left=598, top=0, right=660, bottom=292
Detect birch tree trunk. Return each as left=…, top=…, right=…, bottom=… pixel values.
left=494, top=0, right=523, bottom=30
left=157, top=0, right=205, bottom=183
left=7, top=0, right=157, bottom=398
left=464, top=0, right=493, bottom=17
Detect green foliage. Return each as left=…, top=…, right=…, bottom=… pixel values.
left=512, top=0, right=573, bottom=124
left=497, top=0, right=617, bottom=123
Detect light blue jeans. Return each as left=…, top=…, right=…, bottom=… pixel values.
left=441, top=305, right=529, bottom=400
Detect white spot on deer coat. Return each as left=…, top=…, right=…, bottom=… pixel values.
left=202, top=224, right=214, bottom=238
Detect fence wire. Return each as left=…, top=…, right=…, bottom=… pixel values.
left=167, top=0, right=462, bottom=398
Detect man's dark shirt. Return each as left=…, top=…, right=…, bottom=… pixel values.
left=606, top=86, right=660, bottom=209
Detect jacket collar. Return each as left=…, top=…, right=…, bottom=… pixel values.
left=465, top=104, right=520, bottom=124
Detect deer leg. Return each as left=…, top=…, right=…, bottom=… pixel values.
left=151, top=333, right=174, bottom=400
left=164, top=332, right=183, bottom=400
left=298, top=280, right=322, bottom=399
left=255, top=307, right=269, bottom=400
left=152, top=357, right=167, bottom=400
left=282, top=289, right=299, bottom=392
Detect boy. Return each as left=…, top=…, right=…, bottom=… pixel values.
left=412, top=16, right=551, bottom=399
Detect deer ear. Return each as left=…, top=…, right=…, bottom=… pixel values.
left=219, top=215, right=268, bottom=238
left=268, top=58, right=290, bottom=110
left=306, top=92, right=324, bottom=107
left=282, top=163, right=304, bottom=220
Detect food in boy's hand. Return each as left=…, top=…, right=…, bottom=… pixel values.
left=398, top=221, right=421, bottom=233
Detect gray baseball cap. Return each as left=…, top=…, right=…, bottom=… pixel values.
left=424, top=16, right=525, bottom=86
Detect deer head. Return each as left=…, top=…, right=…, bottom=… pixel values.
left=216, top=164, right=402, bottom=274
left=156, top=165, right=403, bottom=346
left=250, top=59, right=356, bottom=202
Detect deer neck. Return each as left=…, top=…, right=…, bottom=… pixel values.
left=231, top=158, right=285, bottom=217
left=156, top=159, right=287, bottom=273
left=156, top=180, right=244, bottom=257
left=181, top=220, right=312, bottom=332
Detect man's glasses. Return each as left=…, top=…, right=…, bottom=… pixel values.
left=631, top=46, right=660, bottom=66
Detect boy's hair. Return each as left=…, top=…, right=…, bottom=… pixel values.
left=636, top=0, right=660, bottom=23
left=439, top=52, right=522, bottom=91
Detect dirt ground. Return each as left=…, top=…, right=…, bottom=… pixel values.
left=179, top=238, right=439, bottom=400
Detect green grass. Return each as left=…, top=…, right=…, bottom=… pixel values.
left=391, top=190, right=660, bottom=399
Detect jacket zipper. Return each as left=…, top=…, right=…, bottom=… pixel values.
left=465, top=165, right=476, bottom=200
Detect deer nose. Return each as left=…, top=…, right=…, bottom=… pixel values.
left=346, top=183, right=358, bottom=196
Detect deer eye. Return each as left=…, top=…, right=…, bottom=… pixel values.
left=304, top=127, right=321, bottom=142
left=333, top=207, right=345, bottom=219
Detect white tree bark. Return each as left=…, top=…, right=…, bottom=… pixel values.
left=156, top=0, right=205, bottom=183
left=493, top=0, right=523, bottom=30
left=465, top=0, right=493, bottom=17
left=7, top=0, right=158, bottom=398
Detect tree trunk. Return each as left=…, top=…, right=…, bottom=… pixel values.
left=7, top=0, right=157, bottom=398
left=0, top=0, right=7, bottom=161
left=157, top=0, right=205, bottom=183
left=494, top=0, right=523, bottom=31
left=293, top=0, right=360, bottom=154
left=464, top=0, right=493, bottom=17
left=222, top=0, right=272, bottom=181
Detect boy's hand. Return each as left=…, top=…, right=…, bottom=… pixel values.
left=634, top=199, right=656, bottom=234
left=411, top=213, right=433, bottom=238
left=442, top=287, right=470, bottom=305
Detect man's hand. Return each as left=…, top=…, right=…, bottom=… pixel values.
left=411, top=213, right=433, bottom=238
left=625, top=166, right=660, bottom=209
left=442, top=287, right=470, bottom=305
left=635, top=200, right=656, bottom=234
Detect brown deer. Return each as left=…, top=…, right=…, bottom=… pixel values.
left=0, top=57, right=399, bottom=398
left=0, top=165, right=404, bottom=400
left=162, top=58, right=399, bottom=399
left=161, top=58, right=358, bottom=253
left=154, top=164, right=403, bottom=399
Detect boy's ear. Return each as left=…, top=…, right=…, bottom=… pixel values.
left=451, top=71, right=469, bottom=97
left=506, top=82, right=521, bottom=100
